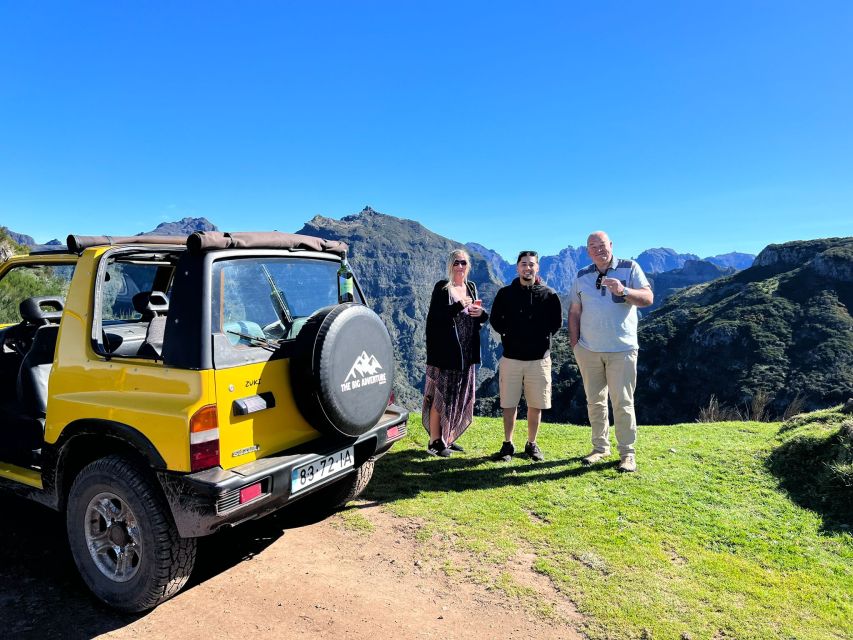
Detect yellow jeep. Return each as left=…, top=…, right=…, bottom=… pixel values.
left=0, top=231, right=408, bottom=612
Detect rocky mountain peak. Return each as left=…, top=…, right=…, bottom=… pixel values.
left=809, top=244, right=853, bottom=282
left=341, top=206, right=382, bottom=223
left=680, top=259, right=732, bottom=277
left=705, top=252, right=755, bottom=270
left=754, top=238, right=846, bottom=269
left=139, top=217, right=217, bottom=236
left=636, top=248, right=701, bottom=274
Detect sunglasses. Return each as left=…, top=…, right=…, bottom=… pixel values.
left=453, top=260, right=468, bottom=266
left=596, top=273, right=604, bottom=290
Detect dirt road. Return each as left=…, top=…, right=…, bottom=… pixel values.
left=0, top=495, right=585, bottom=639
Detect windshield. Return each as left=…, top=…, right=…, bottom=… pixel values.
left=211, top=257, right=362, bottom=347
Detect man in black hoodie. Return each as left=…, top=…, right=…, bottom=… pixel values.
left=489, top=250, right=563, bottom=462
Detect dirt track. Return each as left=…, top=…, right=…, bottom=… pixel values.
left=0, top=495, right=585, bottom=639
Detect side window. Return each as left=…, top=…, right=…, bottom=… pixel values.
left=95, top=254, right=177, bottom=359
left=0, top=263, right=75, bottom=324
left=101, top=263, right=159, bottom=321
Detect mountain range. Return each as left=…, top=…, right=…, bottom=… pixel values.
left=4, top=211, right=848, bottom=424
left=139, top=217, right=218, bottom=237
left=467, top=242, right=754, bottom=294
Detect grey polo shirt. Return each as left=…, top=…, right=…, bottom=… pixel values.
left=569, top=256, right=650, bottom=352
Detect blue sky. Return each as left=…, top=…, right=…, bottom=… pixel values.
left=1, top=1, right=851, bottom=261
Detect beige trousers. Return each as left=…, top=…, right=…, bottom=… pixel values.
left=574, top=345, right=638, bottom=456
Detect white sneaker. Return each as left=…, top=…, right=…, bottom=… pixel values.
left=617, top=454, right=637, bottom=473
left=581, top=450, right=610, bottom=466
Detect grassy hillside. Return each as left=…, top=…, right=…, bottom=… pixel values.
left=365, top=410, right=853, bottom=639
left=636, top=237, right=853, bottom=423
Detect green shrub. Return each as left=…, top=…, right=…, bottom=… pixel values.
left=768, top=405, right=853, bottom=528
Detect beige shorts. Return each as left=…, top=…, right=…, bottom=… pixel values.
left=499, top=356, right=552, bottom=409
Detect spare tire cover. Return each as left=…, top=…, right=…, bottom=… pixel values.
left=291, top=304, right=394, bottom=438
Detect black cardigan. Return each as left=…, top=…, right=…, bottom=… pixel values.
left=425, top=280, right=489, bottom=370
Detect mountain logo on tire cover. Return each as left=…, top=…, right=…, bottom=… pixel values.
left=341, top=351, right=387, bottom=392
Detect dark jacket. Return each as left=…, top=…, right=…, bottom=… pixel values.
left=425, top=280, right=489, bottom=370
left=490, top=278, right=562, bottom=360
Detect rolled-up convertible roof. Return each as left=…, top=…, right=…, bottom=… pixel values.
left=67, top=235, right=185, bottom=253
left=186, top=231, right=347, bottom=257
left=66, top=231, right=347, bottom=257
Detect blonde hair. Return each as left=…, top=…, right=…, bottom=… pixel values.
left=443, top=249, right=471, bottom=290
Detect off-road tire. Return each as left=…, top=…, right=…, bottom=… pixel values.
left=66, top=455, right=197, bottom=612
left=313, top=459, right=375, bottom=511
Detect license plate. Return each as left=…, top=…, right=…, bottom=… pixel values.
left=290, top=446, right=355, bottom=494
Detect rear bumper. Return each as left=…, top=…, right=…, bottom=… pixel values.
left=158, top=405, right=408, bottom=537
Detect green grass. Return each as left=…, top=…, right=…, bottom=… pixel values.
left=333, top=508, right=376, bottom=534
left=364, top=412, right=853, bottom=640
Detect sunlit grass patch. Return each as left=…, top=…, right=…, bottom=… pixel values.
left=366, top=412, right=853, bottom=640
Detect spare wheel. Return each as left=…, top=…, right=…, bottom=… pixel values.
left=291, top=304, right=394, bottom=438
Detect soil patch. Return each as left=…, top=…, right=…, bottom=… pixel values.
left=0, top=495, right=585, bottom=639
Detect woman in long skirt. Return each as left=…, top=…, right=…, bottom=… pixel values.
left=423, top=249, right=489, bottom=456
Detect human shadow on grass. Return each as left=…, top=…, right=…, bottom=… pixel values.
left=363, top=448, right=621, bottom=503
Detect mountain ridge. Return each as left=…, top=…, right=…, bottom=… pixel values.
left=6, top=211, right=846, bottom=423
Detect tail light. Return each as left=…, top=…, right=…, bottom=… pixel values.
left=190, top=404, right=220, bottom=471
left=388, top=389, right=396, bottom=406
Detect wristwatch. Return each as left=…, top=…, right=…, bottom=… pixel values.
left=620, top=287, right=629, bottom=298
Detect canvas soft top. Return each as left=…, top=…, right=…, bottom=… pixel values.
left=186, top=231, right=347, bottom=256
left=66, top=231, right=347, bottom=257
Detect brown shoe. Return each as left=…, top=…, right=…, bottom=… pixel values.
left=617, top=454, right=637, bottom=473
left=581, top=451, right=610, bottom=466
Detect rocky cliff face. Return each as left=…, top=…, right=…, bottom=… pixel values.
left=705, top=252, right=754, bottom=270
left=0, top=242, right=15, bottom=262
left=467, top=243, right=589, bottom=294
left=810, top=247, right=853, bottom=282
left=753, top=238, right=846, bottom=269
left=634, top=237, right=853, bottom=423
left=466, top=243, right=514, bottom=283
left=299, top=207, right=504, bottom=409
left=139, top=217, right=218, bottom=236
left=636, top=248, right=700, bottom=274
left=467, top=244, right=754, bottom=294
left=538, top=246, right=589, bottom=293
left=1, top=228, right=35, bottom=247
left=0, top=228, right=26, bottom=262
left=646, top=260, right=736, bottom=312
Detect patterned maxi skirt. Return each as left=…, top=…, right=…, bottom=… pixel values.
left=422, top=364, right=476, bottom=445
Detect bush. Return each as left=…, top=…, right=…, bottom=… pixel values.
left=767, top=406, right=853, bottom=529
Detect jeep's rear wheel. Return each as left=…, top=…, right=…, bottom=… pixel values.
left=66, top=455, right=197, bottom=612
left=313, top=458, right=375, bottom=511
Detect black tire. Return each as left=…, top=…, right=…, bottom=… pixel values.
left=313, top=459, right=375, bottom=511
left=66, top=456, right=197, bottom=612
left=291, top=304, right=394, bottom=438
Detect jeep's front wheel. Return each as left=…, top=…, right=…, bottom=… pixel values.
left=66, top=456, right=197, bottom=612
